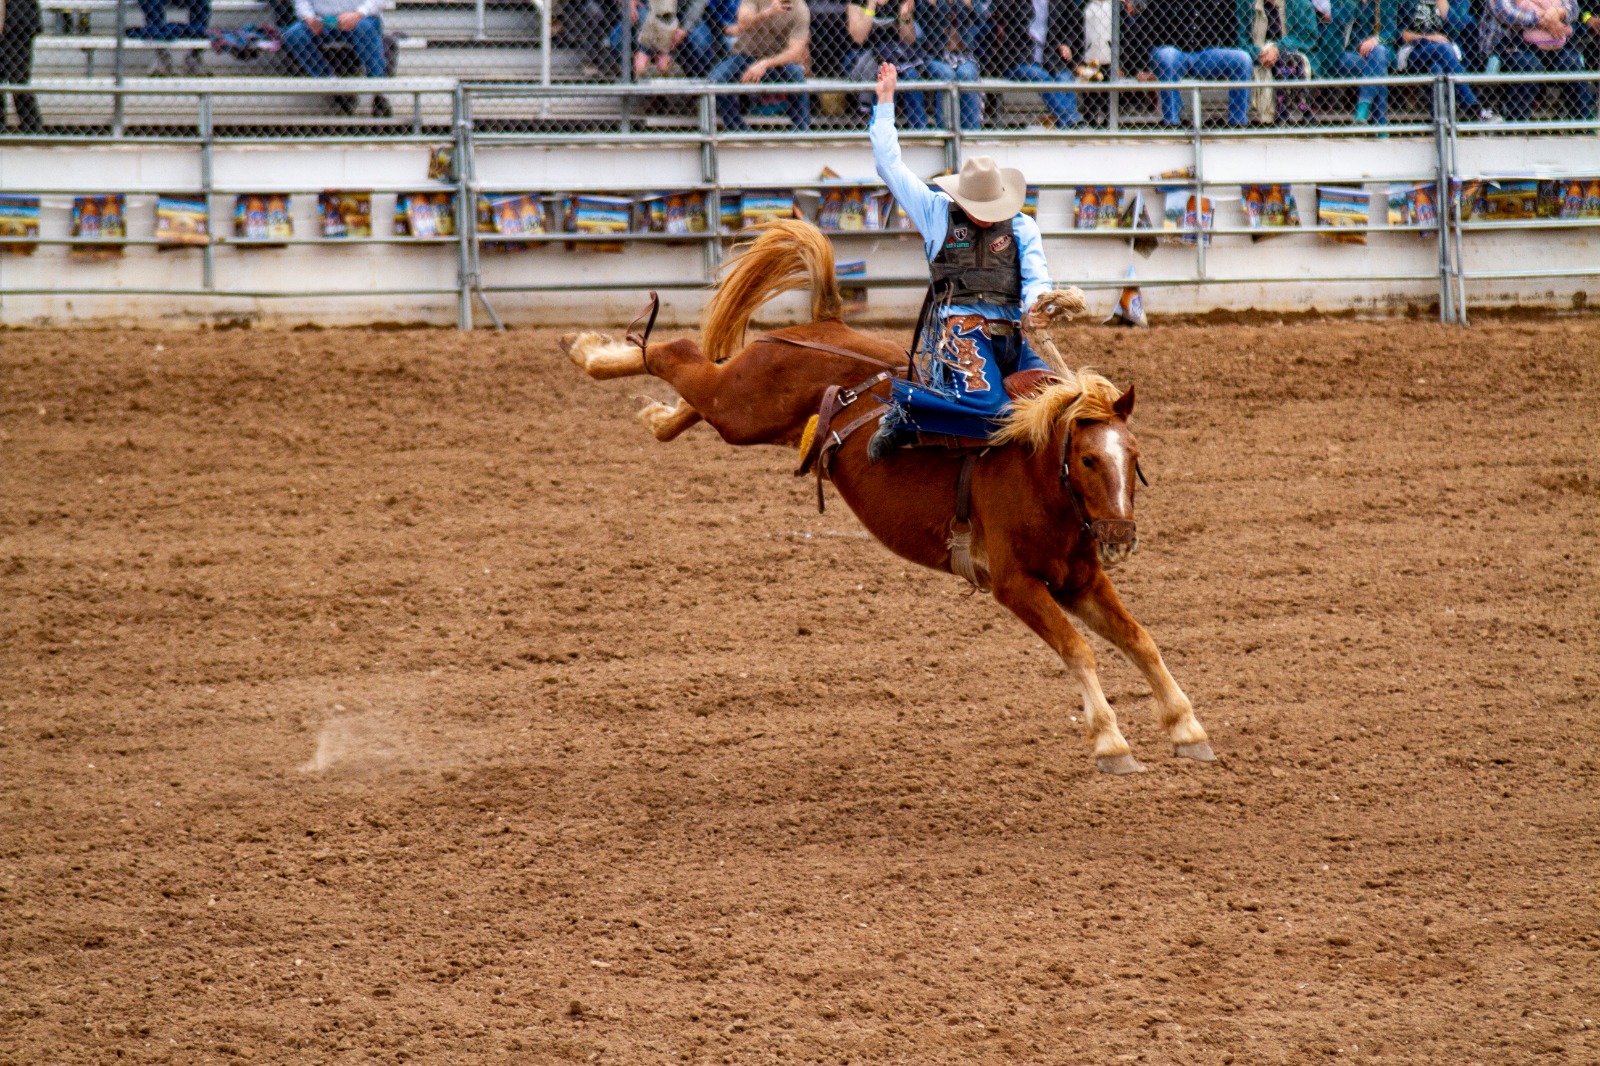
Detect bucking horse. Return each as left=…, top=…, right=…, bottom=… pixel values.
left=561, top=220, right=1213, bottom=774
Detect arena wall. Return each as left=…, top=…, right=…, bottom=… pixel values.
left=0, top=133, right=1594, bottom=328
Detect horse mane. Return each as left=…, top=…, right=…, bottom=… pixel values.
left=702, top=219, right=843, bottom=364
left=990, top=370, right=1123, bottom=452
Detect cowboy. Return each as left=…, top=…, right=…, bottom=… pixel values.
left=867, top=61, right=1057, bottom=461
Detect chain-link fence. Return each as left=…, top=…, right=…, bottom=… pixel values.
left=2, top=0, right=1597, bottom=135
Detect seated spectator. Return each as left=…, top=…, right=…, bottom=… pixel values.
left=845, top=0, right=933, bottom=125
left=984, top=0, right=1087, bottom=128
left=1145, top=0, right=1256, bottom=127
left=127, top=0, right=210, bottom=39
left=1257, top=0, right=1393, bottom=125
left=1478, top=0, right=1595, bottom=121
left=1583, top=0, right=1600, bottom=71
left=616, top=0, right=735, bottom=77
left=915, top=0, right=989, bottom=129
left=0, top=0, right=42, bottom=134
left=1119, top=0, right=1162, bottom=78
left=283, top=0, right=392, bottom=117
left=1043, top=0, right=1107, bottom=123
left=808, top=0, right=854, bottom=76
left=1393, top=0, right=1499, bottom=119
left=709, top=0, right=811, bottom=130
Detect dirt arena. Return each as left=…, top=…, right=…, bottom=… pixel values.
left=3, top=319, right=1597, bottom=1065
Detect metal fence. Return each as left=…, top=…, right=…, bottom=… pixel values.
left=4, top=0, right=1600, bottom=137
left=0, top=76, right=1597, bottom=328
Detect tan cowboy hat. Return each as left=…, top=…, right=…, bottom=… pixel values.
left=932, top=156, right=1027, bottom=223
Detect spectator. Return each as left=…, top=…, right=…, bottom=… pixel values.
left=1118, top=0, right=1163, bottom=77
left=709, top=0, right=811, bottom=130
left=984, top=0, right=1087, bottom=128
left=1045, top=0, right=1099, bottom=121
left=1145, top=0, right=1257, bottom=127
left=616, top=0, right=734, bottom=77
left=915, top=0, right=988, bottom=129
left=1256, top=0, right=1394, bottom=125
left=283, top=0, right=393, bottom=117
left=128, top=0, right=210, bottom=39
left=1583, top=0, right=1600, bottom=71
left=1391, top=0, right=1499, bottom=119
left=844, top=0, right=931, bottom=124
left=567, top=0, right=628, bottom=76
left=1478, top=0, right=1594, bottom=121
left=0, top=0, right=41, bottom=134
left=808, top=0, right=854, bottom=76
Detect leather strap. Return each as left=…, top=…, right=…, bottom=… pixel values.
left=947, top=453, right=989, bottom=591
left=626, top=291, right=660, bottom=367
left=816, top=404, right=888, bottom=511
left=753, top=333, right=907, bottom=373
left=954, top=451, right=977, bottom=526
left=796, top=370, right=894, bottom=478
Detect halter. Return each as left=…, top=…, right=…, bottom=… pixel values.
left=1057, top=419, right=1146, bottom=548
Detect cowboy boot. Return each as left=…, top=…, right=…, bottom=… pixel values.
left=866, top=419, right=906, bottom=464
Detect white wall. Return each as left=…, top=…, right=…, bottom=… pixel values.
left=0, top=133, right=1594, bottom=328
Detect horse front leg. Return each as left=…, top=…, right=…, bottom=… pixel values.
left=1064, top=571, right=1215, bottom=763
left=991, top=572, right=1144, bottom=775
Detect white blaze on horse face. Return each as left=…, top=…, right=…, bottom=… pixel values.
left=1098, top=424, right=1135, bottom=517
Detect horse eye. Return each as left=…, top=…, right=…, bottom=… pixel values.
left=1081, top=455, right=1096, bottom=468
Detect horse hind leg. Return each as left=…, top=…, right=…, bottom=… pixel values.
left=638, top=398, right=703, bottom=441
left=559, top=332, right=648, bottom=380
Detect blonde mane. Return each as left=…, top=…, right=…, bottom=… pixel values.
left=990, top=370, right=1123, bottom=452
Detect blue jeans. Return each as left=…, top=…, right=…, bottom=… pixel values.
left=1496, top=42, right=1595, bottom=122
left=710, top=53, right=810, bottom=130
left=129, top=0, right=210, bottom=39
left=1401, top=39, right=1479, bottom=112
left=1009, top=63, right=1083, bottom=127
left=283, top=16, right=388, bottom=78
left=1330, top=44, right=1393, bottom=123
left=1150, top=46, right=1251, bottom=126
left=924, top=56, right=982, bottom=130
left=889, top=316, right=1017, bottom=439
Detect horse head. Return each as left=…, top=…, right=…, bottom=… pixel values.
left=1061, top=384, right=1140, bottom=569
left=995, top=373, right=1143, bottom=570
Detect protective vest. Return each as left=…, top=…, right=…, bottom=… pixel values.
left=928, top=204, right=1022, bottom=307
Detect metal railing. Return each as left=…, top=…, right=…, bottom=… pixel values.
left=1, top=74, right=1597, bottom=328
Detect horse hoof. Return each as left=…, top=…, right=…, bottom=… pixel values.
left=1096, top=753, right=1146, bottom=775
left=1174, top=741, right=1217, bottom=763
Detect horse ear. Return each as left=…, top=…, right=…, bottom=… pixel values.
left=1113, top=383, right=1135, bottom=421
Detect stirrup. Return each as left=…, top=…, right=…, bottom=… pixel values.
left=625, top=291, right=660, bottom=362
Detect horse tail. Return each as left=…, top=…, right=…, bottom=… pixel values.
left=702, top=219, right=843, bottom=364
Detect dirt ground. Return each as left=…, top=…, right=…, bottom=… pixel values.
left=2, top=319, right=1598, bottom=1065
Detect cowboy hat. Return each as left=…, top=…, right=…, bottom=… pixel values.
left=932, top=156, right=1027, bottom=223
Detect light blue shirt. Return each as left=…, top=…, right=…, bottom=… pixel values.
left=869, top=102, right=1052, bottom=322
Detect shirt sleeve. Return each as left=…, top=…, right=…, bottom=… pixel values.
left=1014, top=212, right=1051, bottom=315
left=870, top=102, right=949, bottom=256
left=295, top=0, right=316, bottom=20
left=1484, top=0, right=1538, bottom=26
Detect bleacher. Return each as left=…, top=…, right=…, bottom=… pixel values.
left=23, top=0, right=1201, bottom=135
left=28, top=0, right=581, bottom=132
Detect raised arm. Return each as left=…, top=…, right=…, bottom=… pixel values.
left=869, top=62, right=950, bottom=249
